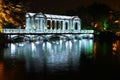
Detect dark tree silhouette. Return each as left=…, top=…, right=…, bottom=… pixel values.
left=88, top=2, right=111, bottom=20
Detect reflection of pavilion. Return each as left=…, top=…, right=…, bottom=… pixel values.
left=3, top=39, right=94, bottom=72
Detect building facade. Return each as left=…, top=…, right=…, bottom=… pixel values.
left=25, top=12, right=81, bottom=33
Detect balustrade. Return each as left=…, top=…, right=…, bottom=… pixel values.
left=1, top=29, right=94, bottom=34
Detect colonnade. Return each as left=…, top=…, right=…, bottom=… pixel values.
left=25, top=12, right=81, bottom=33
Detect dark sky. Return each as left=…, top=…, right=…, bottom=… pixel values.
left=28, top=0, right=120, bottom=14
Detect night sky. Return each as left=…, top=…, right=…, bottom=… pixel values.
left=27, top=0, right=120, bottom=14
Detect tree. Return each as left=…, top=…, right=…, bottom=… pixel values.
left=88, top=2, right=112, bottom=31
left=76, top=6, right=94, bottom=29
left=0, top=0, right=26, bottom=30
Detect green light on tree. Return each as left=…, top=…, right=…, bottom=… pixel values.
left=103, top=20, right=108, bottom=30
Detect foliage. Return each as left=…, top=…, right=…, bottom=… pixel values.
left=0, top=0, right=26, bottom=30
left=64, top=3, right=112, bottom=30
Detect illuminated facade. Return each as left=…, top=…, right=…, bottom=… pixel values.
left=1, top=12, right=94, bottom=34
left=25, top=12, right=81, bottom=33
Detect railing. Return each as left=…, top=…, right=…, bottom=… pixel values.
left=1, top=29, right=94, bottom=34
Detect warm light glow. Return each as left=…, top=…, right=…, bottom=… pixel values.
left=0, top=0, right=25, bottom=30
left=114, top=20, right=119, bottom=23
left=112, top=42, right=118, bottom=55
left=94, top=42, right=96, bottom=60
left=94, top=23, right=98, bottom=27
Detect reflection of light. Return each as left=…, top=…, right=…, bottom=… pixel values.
left=112, top=43, right=117, bottom=51
left=112, top=43, right=117, bottom=55
left=82, top=39, right=87, bottom=45
left=59, top=40, right=62, bottom=44
left=31, top=42, right=36, bottom=52
left=46, top=42, right=51, bottom=48
left=94, top=42, right=96, bottom=59
left=16, top=42, right=24, bottom=47
left=43, top=42, right=51, bottom=50
left=35, top=41, right=40, bottom=44
left=112, top=47, right=116, bottom=51
left=11, top=43, right=16, bottom=56
left=74, top=39, right=77, bottom=42
left=89, top=34, right=93, bottom=38
left=94, top=23, right=98, bottom=27
left=0, top=63, right=4, bottom=80
left=86, top=39, right=93, bottom=54
left=114, top=20, right=119, bottom=23
left=65, top=41, right=72, bottom=50
left=47, top=42, right=52, bottom=52
left=66, top=34, right=71, bottom=37
left=69, top=41, right=72, bottom=49
left=90, top=39, right=93, bottom=47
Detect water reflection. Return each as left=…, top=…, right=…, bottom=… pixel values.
left=0, top=63, right=4, bottom=80
left=93, top=40, right=120, bottom=79
left=3, top=39, right=94, bottom=74
left=3, top=38, right=120, bottom=79
left=112, top=40, right=120, bottom=62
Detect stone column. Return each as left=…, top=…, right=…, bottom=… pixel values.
left=67, top=21, right=69, bottom=32
left=54, top=20, right=57, bottom=33
left=40, top=19, right=43, bottom=33
left=35, top=18, right=39, bottom=30
left=31, top=16, right=35, bottom=32
left=25, top=17, right=30, bottom=31
left=78, top=21, right=81, bottom=31
left=50, top=20, right=52, bottom=32
left=69, top=19, right=72, bottom=32
left=63, top=21, right=65, bottom=33
left=44, top=18, right=47, bottom=33
left=38, top=18, right=41, bottom=30
left=76, top=21, right=81, bottom=32
left=79, top=20, right=81, bottom=30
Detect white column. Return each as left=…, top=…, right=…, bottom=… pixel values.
left=78, top=21, right=81, bottom=31
left=31, top=17, right=35, bottom=31
left=44, top=18, right=47, bottom=33
left=54, top=20, right=57, bottom=33
left=69, top=19, right=72, bottom=32
left=71, top=19, right=74, bottom=32
left=76, top=21, right=81, bottom=32
left=73, top=20, right=75, bottom=32
left=35, top=18, right=39, bottom=30
left=40, top=19, right=43, bottom=33
left=25, top=17, right=30, bottom=31
left=43, top=19, right=45, bottom=33
left=50, top=20, right=52, bottom=32
left=79, top=20, right=81, bottom=30
left=58, top=21, right=61, bottom=33
left=35, top=18, right=38, bottom=30
left=38, top=18, right=41, bottom=30
left=63, top=20, right=65, bottom=33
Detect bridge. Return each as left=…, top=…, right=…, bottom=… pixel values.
left=1, top=29, right=94, bottom=34
left=0, top=12, right=94, bottom=42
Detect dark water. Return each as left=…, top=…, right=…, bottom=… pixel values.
left=0, top=38, right=120, bottom=80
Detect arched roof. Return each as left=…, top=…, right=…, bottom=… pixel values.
left=35, top=12, right=47, bottom=18
left=26, top=12, right=80, bottom=20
